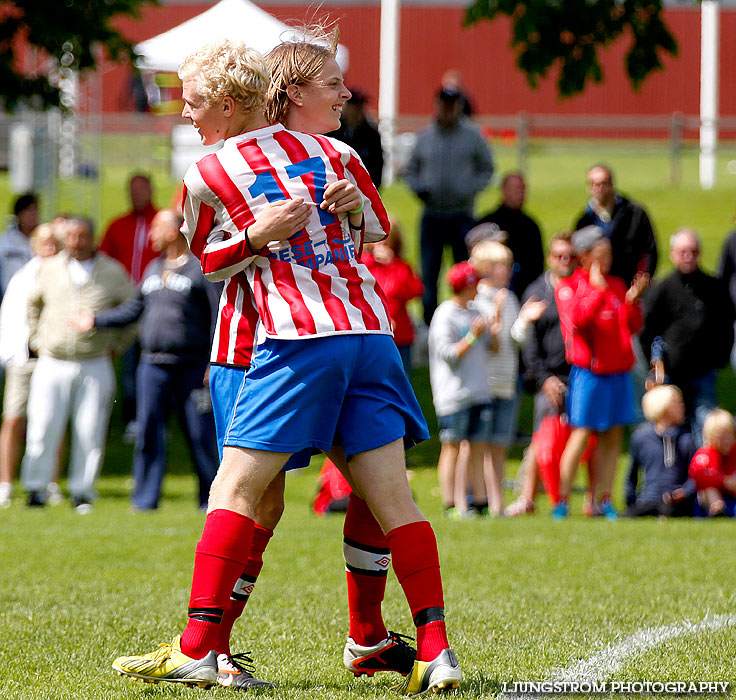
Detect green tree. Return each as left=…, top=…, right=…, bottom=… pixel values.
left=464, top=0, right=678, bottom=97
left=0, top=0, right=158, bottom=112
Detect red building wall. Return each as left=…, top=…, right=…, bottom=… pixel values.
left=103, top=4, right=735, bottom=118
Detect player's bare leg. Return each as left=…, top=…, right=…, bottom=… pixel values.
left=555, top=427, right=593, bottom=518
left=591, top=425, right=622, bottom=519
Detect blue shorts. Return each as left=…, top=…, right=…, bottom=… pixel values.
left=438, top=403, right=491, bottom=444
left=210, top=365, right=312, bottom=470
left=210, top=334, right=429, bottom=460
left=486, top=396, right=520, bottom=446
left=567, top=366, right=636, bottom=430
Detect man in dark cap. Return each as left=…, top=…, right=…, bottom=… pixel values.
left=404, top=88, right=494, bottom=324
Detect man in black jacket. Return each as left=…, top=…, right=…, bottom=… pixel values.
left=640, top=228, right=734, bottom=445
left=574, top=163, right=657, bottom=286
left=717, top=220, right=736, bottom=377
left=477, top=172, right=544, bottom=300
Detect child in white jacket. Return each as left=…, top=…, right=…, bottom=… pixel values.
left=471, top=240, right=546, bottom=515
left=428, top=262, right=492, bottom=517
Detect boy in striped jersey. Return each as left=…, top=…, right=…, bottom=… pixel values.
left=113, top=39, right=461, bottom=696
left=213, top=39, right=418, bottom=686
left=202, top=38, right=416, bottom=686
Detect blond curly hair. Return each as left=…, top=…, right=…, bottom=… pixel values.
left=178, top=39, right=268, bottom=114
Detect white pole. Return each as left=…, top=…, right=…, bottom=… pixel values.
left=699, top=0, right=719, bottom=190
left=378, top=0, right=400, bottom=185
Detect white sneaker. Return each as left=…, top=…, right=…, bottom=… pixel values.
left=503, top=496, right=536, bottom=518
left=72, top=496, right=93, bottom=514
left=46, top=482, right=65, bottom=506
left=0, top=482, right=11, bottom=508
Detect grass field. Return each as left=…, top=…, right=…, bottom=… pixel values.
left=2, top=138, right=736, bottom=698
left=2, top=467, right=736, bottom=700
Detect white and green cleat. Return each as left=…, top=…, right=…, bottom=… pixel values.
left=112, top=635, right=218, bottom=688
left=391, top=648, right=462, bottom=696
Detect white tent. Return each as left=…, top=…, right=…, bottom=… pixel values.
left=135, top=0, right=348, bottom=73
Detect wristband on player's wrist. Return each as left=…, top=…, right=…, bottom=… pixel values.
left=464, top=331, right=477, bottom=346
left=348, top=200, right=365, bottom=215
left=348, top=215, right=364, bottom=231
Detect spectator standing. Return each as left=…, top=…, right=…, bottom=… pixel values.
left=471, top=241, right=546, bottom=516
left=404, top=88, right=494, bottom=324
left=363, top=219, right=424, bottom=376
left=640, top=228, right=734, bottom=446
left=0, top=193, right=39, bottom=300
left=75, top=209, right=220, bottom=511
left=689, top=409, right=736, bottom=517
left=21, top=218, right=135, bottom=512
left=428, top=262, right=491, bottom=517
left=99, top=173, right=159, bottom=439
left=328, top=89, right=384, bottom=189
left=574, top=164, right=657, bottom=286
left=624, top=385, right=696, bottom=518
left=100, top=174, right=159, bottom=282
left=477, top=172, right=544, bottom=300
left=0, top=224, right=62, bottom=508
left=554, top=226, right=649, bottom=520
left=505, top=232, right=576, bottom=516
left=716, top=219, right=736, bottom=376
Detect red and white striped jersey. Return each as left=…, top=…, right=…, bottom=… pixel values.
left=182, top=123, right=392, bottom=349
left=210, top=273, right=261, bottom=367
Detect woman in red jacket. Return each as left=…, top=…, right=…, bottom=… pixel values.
left=363, top=218, right=424, bottom=375
left=553, top=226, right=649, bottom=519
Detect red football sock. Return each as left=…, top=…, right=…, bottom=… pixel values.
left=343, top=495, right=389, bottom=646
left=180, top=509, right=254, bottom=659
left=218, top=524, right=274, bottom=655
left=386, top=520, right=448, bottom=661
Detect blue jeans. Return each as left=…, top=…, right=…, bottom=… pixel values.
left=121, top=342, right=140, bottom=425
left=681, top=371, right=717, bottom=448
left=420, top=211, right=474, bottom=324
left=133, top=361, right=218, bottom=509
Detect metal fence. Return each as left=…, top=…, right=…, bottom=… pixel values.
left=394, top=113, right=736, bottom=186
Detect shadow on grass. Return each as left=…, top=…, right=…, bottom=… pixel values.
left=285, top=673, right=508, bottom=698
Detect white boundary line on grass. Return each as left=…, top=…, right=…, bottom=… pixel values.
left=554, top=614, right=736, bottom=682
left=502, top=614, right=736, bottom=698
